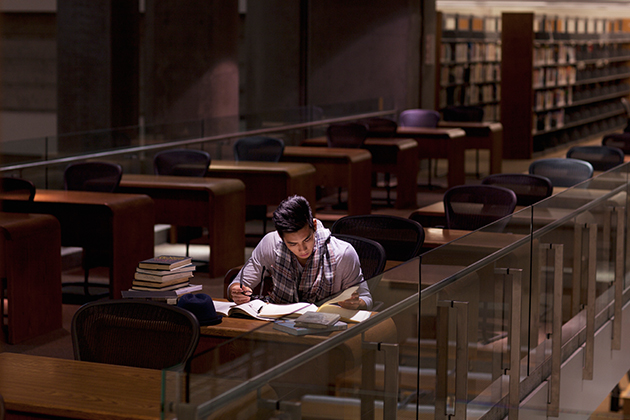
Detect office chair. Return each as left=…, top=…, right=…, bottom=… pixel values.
left=529, top=158, right=594, bottom=187
left=0, top=177, right=35, bottom=201
left=356, top=117, right=399, bottom=205
left=331, top=214, right=425, bottom=262
left=72, top=299, right=200, bottom=370
left=602, top=132, right=630, bottom=154
left=399, top=109, right=441, bottom=187
left=233, top=136, right=285, bottom=233
left=63, top=161, right=123, bottom=303
left=443, top=105, right=485, bottom=178
left=443, top=184, right=517, bottom=231
left=326, top=122, right=368, bottom=149
left=234, top=136, right=285, bottom=162
left=64, top=161, right=122, bottom=192
left=154, top=148, right=211, bottom=177
left=566, top=145, right=624, bottom=172
left=154, top=149, right=212, bottom=257
left=0, top=393, right=3, bottom=420
left=481, top=173, right=553, bottom=206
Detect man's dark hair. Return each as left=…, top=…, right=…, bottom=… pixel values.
left=272, top=195, right=314, bottom=237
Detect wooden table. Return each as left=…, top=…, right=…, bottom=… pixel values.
left=1, top=190, right=155, bottom=298
left=0, top=213, right=61, bottom=344
left=118, top=174, right=246, bottom=277
left=282, top=146, right=373, bottom=215
left=300, top=137, right=419, bottom=208
left=0, top=352, right=161, bottom=420
left=206, top=160, right=317, bottom=209
left=195, top=314, right=396, bottom=399
left=395, top=126, right=467, bottom=188
left=438, top=121, right=503, bottom=175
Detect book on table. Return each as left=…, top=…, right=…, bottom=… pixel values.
left=314, top=285, right=372, bottom=323
left=272, top=319, right=348, bottom=336
left=122, top=284, right=203, bottom=299
left=132, top=276, right=191, bottom=289
left=213, top=300, right=318, bottom=321
left=294, top=312, right=341, bottom=329
left=136, top=263, right=196, bottom=276
left=134, top=269, right=194, bottom=283
left=138, top=255, right=192, bottom=271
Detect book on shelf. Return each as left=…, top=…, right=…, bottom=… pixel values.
left=272, top=319, right=348, bottom=336
left=136, top=263, right=196, bottom=276
left=122, top=284, right=203, bottom=299
left=138, top=255, right=192, bottom=271
left=132, top=276, right=191, bottom=288
left=134, top=269, right=194, bottom=283
left=213, top=300, right=318, bottom=321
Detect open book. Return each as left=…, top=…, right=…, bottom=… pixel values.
left=213, top=300, right=317, bottom=321
left=315, top=286, right=372, bottom=323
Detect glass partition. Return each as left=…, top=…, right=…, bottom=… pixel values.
left=159, top=164, right=630, bottom=420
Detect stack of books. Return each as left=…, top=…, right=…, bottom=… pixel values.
left=122, top=256, right=202, bottom=302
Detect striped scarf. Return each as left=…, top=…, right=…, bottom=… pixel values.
left=269, top=221, right=337, bottom=304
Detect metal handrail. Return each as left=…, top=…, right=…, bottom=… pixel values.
left=0, top=109, right=396, bottom=173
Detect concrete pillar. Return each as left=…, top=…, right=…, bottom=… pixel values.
left=57, top=1, right=139, bottom=151
left=143, top=0, right=239, bottom=136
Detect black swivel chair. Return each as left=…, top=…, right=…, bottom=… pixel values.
left=331, top=214, right=425, bottom=262
left=63, top=161, right=123, bottom=303
left=399, top=108, right=441, bottom=187
left=234, top=136, right=285, bottom=162
left=326, top=122, right=368, bottom=149
left=0, top=177, right=36, bottom=201
left=443, top=184, right=517, bottom=232
left=602, top=132, right=630, bottom=154
left=154, top=149, right=212, bottom=257
left=233, top=136, right=285, bottom=233
left=481, top=173, right=553, bottom=206
left=72, top=299, right=200, bottom=370
left=529, top=158, right=594, bottom=188
left=566, top=145, right=624, bottom=172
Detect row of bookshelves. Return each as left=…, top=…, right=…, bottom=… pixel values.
left=440, top=63, right=501, bottom=86
left=440, top=41, right=501, bottom=64
left=534, top=85, right=630, bottom=111
left=533, top=115, right=626, bottom=153
left=533, top=43, right=630, bottom=66
left=533, top=100, right=626, bottom=134
left=533, top=65, right=630, bottom=89
left=439, top=84, right=500, bottom=108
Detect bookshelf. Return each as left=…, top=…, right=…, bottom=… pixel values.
left=435, top=12, right=502, bottom=122
left=501, top=13, right=630, bottom=158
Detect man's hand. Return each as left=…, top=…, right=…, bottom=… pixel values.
left=229, top=284, right=252, bottom=305
left=337, top=291, right=366, bottom=310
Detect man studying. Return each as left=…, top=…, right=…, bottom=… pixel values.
left=228, top=195, right=372, bottom=310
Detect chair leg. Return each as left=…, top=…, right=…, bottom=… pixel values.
left=83, top=268, right=91, bottom=296
left=385, top=173, right=392, bottom=206
left=476, top=149, right=480, bottom=178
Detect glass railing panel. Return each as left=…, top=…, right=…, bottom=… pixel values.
left=419, top=214, right=533, bottom=420
left=162, top=295, right=417, bottom=418
left=0, top=136, right=50, bottom=166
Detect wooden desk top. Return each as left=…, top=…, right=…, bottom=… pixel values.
left=0, top=352, right=161, bottom=420
left=301, top=136, right=417, bottom=150
left=209, top=160, right=316, bottom=176
left=28, top=189, right=153, bottom=207
left=396, top=126, right=466, bottom=139
left=423, top=227, right=526, bottom=249
left=438, top=121, right=503, bottom=133
left=284, top=145, right=372, bottom=163
left=121, top=174, right=245, bottom=194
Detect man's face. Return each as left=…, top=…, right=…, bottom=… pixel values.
left=282, top=223, right=316, bottom=265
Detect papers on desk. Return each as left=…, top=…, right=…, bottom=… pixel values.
left=213, top=300, right=317, bottom=321
left=315, top=285, right=372, bottom=323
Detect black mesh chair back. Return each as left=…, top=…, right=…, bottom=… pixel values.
left=602, top=132, right=630, bottom=154
left=443, top=185, right=517, bottom=231
left=566, top=145, right=624, bottom=172
left=326, top=122, right=368, bottom=148
left=332, top=234, right=387, bottom=281
left=0, top=177, right=35, bottom=200
left=234, top=136, right=285, bottom=162
left=331, top=214, right=425, bottom=261
left=72, top=299, right=200, bottom=370
left=481, top=173, right=553, bottom=206
left=154, top=149, right=211, bottom=177
left=357, top=117, right=398, bottom=138
left=529, top=158, right=594, bottom=187
left=442, top=105, right=484, bottom=122
left=64, top=162, right=123, bottom=192
left=398, top=109, right=440, bottom=128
